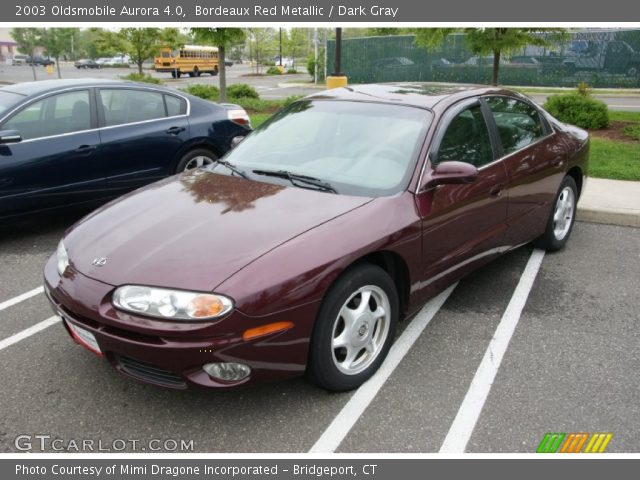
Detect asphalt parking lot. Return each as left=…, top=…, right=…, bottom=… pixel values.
left=0, top=63, right=320, bottom=100
left=0, top=214, right=637, bottom=453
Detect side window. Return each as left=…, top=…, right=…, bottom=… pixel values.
left=436, top=104, right=494, bottom=168
left=485, top=96, right=545, bottom=155
left=164, top=94, right=186, bottom=116
left=3, top=90, right=91, bottom=140
left=99, top=89, right=166, bottom=127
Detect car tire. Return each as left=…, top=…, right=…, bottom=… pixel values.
left=175, top=148, right=218, bottom=173
left=536, top=175, right=578, bottom=251
left=308, top=264, right=399, bottom=392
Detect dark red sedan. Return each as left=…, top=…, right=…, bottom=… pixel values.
left=44, top=84, right=588, bottom=391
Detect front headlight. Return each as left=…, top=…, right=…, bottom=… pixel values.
left=112, top=285, right=233, bottom=321
left=56, top=240, right=69, bottom=276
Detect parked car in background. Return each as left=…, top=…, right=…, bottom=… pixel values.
left=561, top=40, right=640, bottom=76
left=43, top=84, right=588, bottom=392
left=95, top=57, right=113, bottom=66
left=74, top=59, right=101, bottom=69
left=11, top=54, right=29, bottom=66
left=27, top=56, right=55, bottom=67
left=0, top=79, right=251, bottom=220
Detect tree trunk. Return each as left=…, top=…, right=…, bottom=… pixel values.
left=56, top=56, right=61, bottom=79
left=138, top=60, right=143, bottom=75
left=492, top=49, right=501, bottom=86
left=31, top=63, right=36, bottom=81
left=219, top=45, right=227, bottom=103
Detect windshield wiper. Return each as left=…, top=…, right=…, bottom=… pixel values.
left=252, top=169, right=337, bottom=194
left=211, top=159, right=249, bottom=179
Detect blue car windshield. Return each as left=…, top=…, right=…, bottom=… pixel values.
left=223, top=100, right=432, bottom=197
left=0, top=91, right=22, bottom=118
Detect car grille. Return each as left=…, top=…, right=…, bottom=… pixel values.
left=115, top=355, right=186, bottom=389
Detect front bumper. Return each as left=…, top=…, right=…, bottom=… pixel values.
left=44, top=256, right=320, bottom=389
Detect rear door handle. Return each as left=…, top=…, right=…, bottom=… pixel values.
left=74, top=145, right=97, bottom=154
left=166, top=126, right=185, bottom=135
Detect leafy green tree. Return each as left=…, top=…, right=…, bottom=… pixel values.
left=160, top=28, right=191, bottom=50
left=10, top=28, right=41, bottom=80
left=118, top=28, right=161, bottom=74
left=39, top=28, right=75, bottom=78
left=246, top=28, right=278, bottom=75
left=415, top=28, right=567, bottom=85
left=92, top=29, right=128, bottom=59
left=191, top=28, right=245, bottom=102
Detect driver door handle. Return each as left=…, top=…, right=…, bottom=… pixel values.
left=489, top=185, right=504, bottom=198
left=166, top=126, right=185, bottom=135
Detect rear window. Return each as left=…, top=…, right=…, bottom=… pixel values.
left=0, top=91, right=23, bottom=118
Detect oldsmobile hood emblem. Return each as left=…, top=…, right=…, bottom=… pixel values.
left=92, top=257, right=107, bottom=267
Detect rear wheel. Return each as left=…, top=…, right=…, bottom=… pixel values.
left=175, top=148, right=218, bottom=173
left=536, top=175, right=578, bottom=251
left=308, top=264, right=398, bottom=392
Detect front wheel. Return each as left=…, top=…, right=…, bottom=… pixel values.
left=308, top=264, right=398, bottom=392
left=175, top=148, right=218, bottom=173
left=536, top=175, right=578, bottom=251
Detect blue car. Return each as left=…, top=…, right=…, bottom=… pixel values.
left=0, top=79, right=251, bottom=220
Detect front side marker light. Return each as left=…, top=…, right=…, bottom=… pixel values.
left=242, top=321, right=294, bottom=341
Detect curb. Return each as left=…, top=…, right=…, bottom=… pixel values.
left=577, top=207, right=640, bottom=228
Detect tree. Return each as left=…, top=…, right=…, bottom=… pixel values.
left=118, top=28, right=161, bottom=74
left=191, top=28, right=245, bottom=102
left=39, top=28, right=75, bottom=78
left=93, top=29, right=129, bottom=59
left=10, top=28, right=41, bottom=80
left=415, top=28, right=566, bottom=86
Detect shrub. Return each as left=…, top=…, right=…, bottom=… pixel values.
left=287, top=68, right=298, bottom=74
left=261, top=60, right=276, bottom=67
left=621, top=123, right=640, bottom=141
left=544, top=93, right=610, bottom=129
left=181, top=84, right=220, bottom=100
left=282, top=95, right=303, bottom=107
left=227, top=83, right=260, bottom=99
left=266, top=66, right=283, bottom=75
left=120, top=73, right=161, bottom=84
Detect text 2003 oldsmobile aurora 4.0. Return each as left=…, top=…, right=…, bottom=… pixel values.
left=44, top=84, right=588, bottom=391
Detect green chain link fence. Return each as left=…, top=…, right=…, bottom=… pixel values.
left=327, top=29, right=640, bottom=88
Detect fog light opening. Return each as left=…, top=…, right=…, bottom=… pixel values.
left=203, top=362, right=251, bottom=382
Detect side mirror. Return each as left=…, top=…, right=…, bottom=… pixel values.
left=230, top=135, right=246, bottom=149
left=0, top=130, right=22, bottom=145
left=422, top=161, right=479, bottom=190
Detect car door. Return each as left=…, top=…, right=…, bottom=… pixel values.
left=416, top=98, right=509, bottom=289
left=0, top=88, right=105, bottom=219
left=483, top=95, right=567, bottom=247
left=96, top=87, right=190, bottom=195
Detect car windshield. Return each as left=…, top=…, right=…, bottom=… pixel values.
left=0, top=91, right=22, bottom=117
left=222, top=100, right=432, bottom=197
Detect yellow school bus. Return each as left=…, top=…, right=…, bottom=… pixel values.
left=154, top=45, right=219, bottom=78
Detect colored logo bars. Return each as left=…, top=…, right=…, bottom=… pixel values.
left=537, top=433, right=613, bottom=453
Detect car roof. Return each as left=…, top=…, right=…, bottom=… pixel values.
left=0, top=78, right=168, bottom=97
left=305, top=83, right=512, bottom=110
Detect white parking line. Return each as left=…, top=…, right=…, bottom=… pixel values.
left=309, top=283, right=457, bottom=453
left=439, top=248, right=545, bottom=453
left=0, top=316, right=61, bottom=352
left=0, top=286, right=44, bottom=313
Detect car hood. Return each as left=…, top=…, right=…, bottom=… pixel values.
left=65, top=170, right=373, bottom=291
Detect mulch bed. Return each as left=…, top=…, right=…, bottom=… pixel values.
left=589, top=121, right=640, bottom=143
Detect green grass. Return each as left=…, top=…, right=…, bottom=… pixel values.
left=589, top=138, right=640, bottom=181
left=609, top=111, right=640, bottom=123
left=621, top=123, right=640, bottom=141
left=250, top=113, right=272, bottom=128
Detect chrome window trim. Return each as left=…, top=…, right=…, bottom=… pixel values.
left=0, top=85, right=192, bottom=141
left=96, top=87, right=191, bottom=129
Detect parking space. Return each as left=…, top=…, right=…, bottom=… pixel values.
left=0, top=216, right=637, bottom=453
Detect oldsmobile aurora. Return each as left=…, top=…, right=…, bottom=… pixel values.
left=44, top=84, right=588, bottom=391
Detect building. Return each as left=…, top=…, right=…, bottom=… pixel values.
left=0, top=28, right=18, bottom=62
